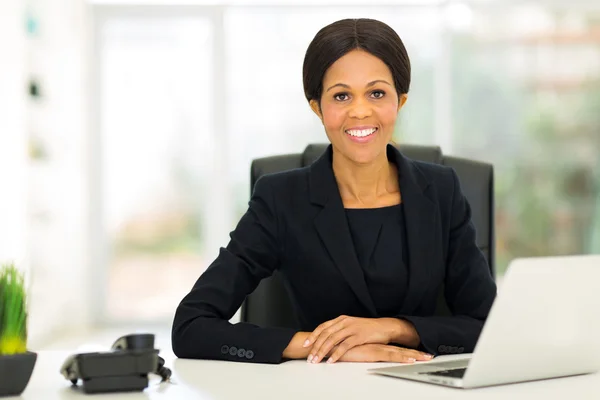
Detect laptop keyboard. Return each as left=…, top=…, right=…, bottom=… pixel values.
left=421, top=368, right=467, bottom=379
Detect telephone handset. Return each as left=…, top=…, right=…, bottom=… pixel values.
left=110, top=333, right=171, bottom=382
left=60, top=333, right=171, bottom=394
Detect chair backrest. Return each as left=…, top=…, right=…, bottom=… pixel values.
left=243, top=143, right=494, bottom=329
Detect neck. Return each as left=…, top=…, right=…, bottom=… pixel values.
left=332, top=149, right=397, bottom=207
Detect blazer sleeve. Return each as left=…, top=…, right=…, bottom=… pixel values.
left=401, top=169, right=497, bottom=356
left=171, top=175, right=298, bottom=364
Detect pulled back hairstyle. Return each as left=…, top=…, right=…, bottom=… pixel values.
left=303, top=18, right=411, bottom=104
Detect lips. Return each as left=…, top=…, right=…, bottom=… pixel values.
left=344, top=126, right=379, bottom=144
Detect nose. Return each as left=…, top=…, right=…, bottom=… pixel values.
left=348, top=97, right=372, bottom=119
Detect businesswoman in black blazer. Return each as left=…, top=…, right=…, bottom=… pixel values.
left=172, top=18, right=497, bottom=365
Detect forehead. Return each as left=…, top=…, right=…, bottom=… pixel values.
left=322, top=49, right=393, bottom=86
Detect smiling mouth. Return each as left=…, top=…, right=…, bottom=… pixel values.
left=345, top=127, right=378, bottom=138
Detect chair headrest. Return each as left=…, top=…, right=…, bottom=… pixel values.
left=398, top=144, right=443, bottom=164
left=302, top=144, right=329, bottom=166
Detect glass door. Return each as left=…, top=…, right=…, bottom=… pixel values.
left=94, top=10, right=216, bottom=323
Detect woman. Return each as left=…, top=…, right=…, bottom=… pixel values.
left=172, top=18, right=496, bottom=365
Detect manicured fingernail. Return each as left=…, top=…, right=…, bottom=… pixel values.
left=312, top=356, right=319, bottom=363
left=303, top=340, right=310, bottom=347
left=425, top=354, right=433, bottom=358
left=408, top=358, right=416, bottom=362
left=327, top=358, right=334, bottom=364
left=307, top=354, right=313, bottom=362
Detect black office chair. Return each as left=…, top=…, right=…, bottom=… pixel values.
left=241, top=143, right=494, bottom=329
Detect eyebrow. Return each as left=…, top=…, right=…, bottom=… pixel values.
left=325, top=79, right=392, bottom=92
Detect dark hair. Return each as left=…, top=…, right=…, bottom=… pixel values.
left=302, top=18, right=411, bottom=104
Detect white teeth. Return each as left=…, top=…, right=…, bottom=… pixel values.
left=345, top=128, right=377, bottom=137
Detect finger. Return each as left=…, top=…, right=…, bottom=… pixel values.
left=401, top=348, right=434, bottom=361
left=313, top=328, right=354, bottom=364
left=384, top=348, right=417, bottom=363
left=303, top=315, right=347, bottom=348
left=308, top=322, right=349, bottom=363
left=326, top=345, right=340, bottom=357
left=308, top=324, right=345, bottom=363
left=385, top=347, right=433, bottom=363
left=326, top=337, right=360, bottom=364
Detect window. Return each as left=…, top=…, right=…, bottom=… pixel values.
left=97, top=14, right=214, bottom=321
left=448, top=4, right=600, bottom=272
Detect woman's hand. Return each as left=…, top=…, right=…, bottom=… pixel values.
left=282, top=332, right=312, bottom=359
left=334, top=344, right=433, bottom=363
left=303, top=315, right=426, bottom=364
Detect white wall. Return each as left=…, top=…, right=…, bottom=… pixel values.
left=10, top=0, right=94, bottom=348
left=0, top=2, right=27, bottom=266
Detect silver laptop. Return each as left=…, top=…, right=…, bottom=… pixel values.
left=370, top=255, right=600, bottom=388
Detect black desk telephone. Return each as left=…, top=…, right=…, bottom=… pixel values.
left=60, top=333, right=172, bottom=394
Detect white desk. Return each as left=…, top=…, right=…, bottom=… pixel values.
left=15, top=351, right=600, bottom=399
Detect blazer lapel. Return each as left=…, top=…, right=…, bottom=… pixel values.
left=389, top=146, right=438, bottom=314
left=307, top=145, right=438, bottom=316
left=309, top=147, right=378, bottom=317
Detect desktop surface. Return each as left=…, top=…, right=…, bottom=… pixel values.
left=16, top=351, right=600, bottom=399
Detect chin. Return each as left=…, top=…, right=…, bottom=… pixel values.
left=343, top=145, right=384, bottom=165
left=328, top=132, right=389, bottom=165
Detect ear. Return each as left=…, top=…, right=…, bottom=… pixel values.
left=309, top=99, right=323, bottom=122
left=397, top=94, right=408, bottom=112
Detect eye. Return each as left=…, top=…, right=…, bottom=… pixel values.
left=371, top=90, right=386, bottom=99
left=333, top=93, right=350, bottom=101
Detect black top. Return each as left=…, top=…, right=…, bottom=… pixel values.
left=345, top=204, right=409, bottom=317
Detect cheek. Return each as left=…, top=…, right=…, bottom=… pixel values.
left=320, top=104, right=346, bottom=131
left=378, top=102, right=399, bottom=126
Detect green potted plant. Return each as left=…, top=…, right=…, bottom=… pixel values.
left=0, top=262, right=37, bottom=397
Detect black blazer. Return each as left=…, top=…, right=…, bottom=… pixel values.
left=172, top=145, right=497, bottom=364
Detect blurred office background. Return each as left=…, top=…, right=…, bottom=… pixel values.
left=0, top=0, right=599, bottom=349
